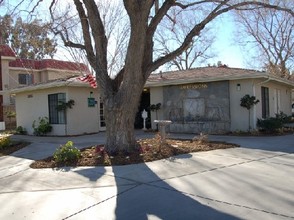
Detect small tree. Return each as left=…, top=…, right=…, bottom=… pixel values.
left=240, top=94, right=259, bottom=131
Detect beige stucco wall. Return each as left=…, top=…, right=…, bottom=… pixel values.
left=230, top=79, right=257, bottom=131
left=15, top=88, right=53, bottom=135
left=8, top=68, right=35, bottom=89
left=15, top=86, right=100, bottom=136
left=66, top=87, right=100, bottom=135
left=230, top=79, right=293, bottom=131
left=8, top=68, right=78, bottom=89
left=149, top=86, right=164, bottom=129
left=1, top=58, right=12, bottom=105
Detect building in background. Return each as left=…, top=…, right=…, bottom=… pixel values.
left=0, top=44, right=89, bottom=130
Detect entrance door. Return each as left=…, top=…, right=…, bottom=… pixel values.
left=99, top=97, right=106, bottom=131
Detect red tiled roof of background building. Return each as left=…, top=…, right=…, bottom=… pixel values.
left=9, top=59, right=90, bottom=73
left=0, top=45, right=16, bottom=57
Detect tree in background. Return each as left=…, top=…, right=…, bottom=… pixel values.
left=0, top=14, right=57, bottom=60
left=24, top=0, right=294, bottom=154
left=49, top=0, right=129, bottom=77
left=155, top=7, right=216, bottom=70
left=234, top=0, right=294, bottom=78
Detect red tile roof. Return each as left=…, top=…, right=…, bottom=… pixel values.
left=9, top=59, right=90, bottom=73
left=0, top=45, right=16, bottom=57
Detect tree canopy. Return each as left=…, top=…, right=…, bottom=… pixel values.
left=0, top=14, right=57, bottom=60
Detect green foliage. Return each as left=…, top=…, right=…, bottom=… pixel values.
left=0, top=14, right=57, bottom=60
left=0, top=136, right=11, bottom=149
left=53, top=141, right=81, bottom=165
left=240, top=94, right=260, bottom=131
left=257, top=112, right=291, bottom=133
left=275, top=111, right=291, bottom=124
left=257, top=118, right=283, bottom=133
left=240, top=94, right=260, bottom=110
left=5, top=111, right=16, bottom=119
left=15, top=126, right=27, bottom=135
left=32, top=117, right=52, bottom=136
left=149, top=103, right=161, bottom=111
left=56, top=99, right=75, bottom=111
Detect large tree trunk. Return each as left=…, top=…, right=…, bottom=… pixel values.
left=101, top=1, right=153, bottom=153
left=103, top=81, right=144, bottom=154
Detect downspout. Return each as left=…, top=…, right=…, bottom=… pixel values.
left=252, top=76, right=271, bottom=130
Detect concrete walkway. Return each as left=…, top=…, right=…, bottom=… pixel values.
left=0, top=132, right=293, bottom=220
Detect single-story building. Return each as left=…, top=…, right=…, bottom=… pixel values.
left=11, top=66, right=294, bottom=135
left=11, top=77, right=103, bottom=136
left=0, top=43, right=90, bottom=130
left=146, top=67, right=294, bottom=133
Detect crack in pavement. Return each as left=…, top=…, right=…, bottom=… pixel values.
left=60, top=152, right=294, bottom=219
left=146, top=183, right=294, bottom=219
left=148, top=152, right=291, bottom=183
left=61, top=184, right=141, bottom=220
left=1, top=151, right=292, bottom=219
left=0, top=167, right=30, bottom=180
left=0, top=182, right=139, bottom=195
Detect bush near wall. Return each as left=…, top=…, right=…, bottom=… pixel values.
left=257, top=112, right=292, bottom=133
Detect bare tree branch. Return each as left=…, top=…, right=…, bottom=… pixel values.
left=235, top=0, right=293, bottom=77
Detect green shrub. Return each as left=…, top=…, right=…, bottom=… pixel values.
left=0, top=136, right=11, bottom=149
left=257, top=118, right=283, bottom=132
left=15, top=126, right=27, bottom=135
left=275, top=111, right=291, bottom=124
left=257, top=112, right=292, bottom=133
left=32, top=117, right=52, bottom=136
left=53, top=141, right=81, bottom=165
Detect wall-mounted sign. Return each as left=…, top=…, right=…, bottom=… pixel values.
left=88, top=97, right=96, bottom=107
left=180, top=83, right=208, bottom=90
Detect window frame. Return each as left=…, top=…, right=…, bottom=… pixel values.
left=18, top=73, right=33, bottom=85
left=261, top=86, right=270, bottom=118
left=48, top=93, right=66, bottom=124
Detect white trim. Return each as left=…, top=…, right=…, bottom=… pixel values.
left=1, top=56, right=16, bottom=61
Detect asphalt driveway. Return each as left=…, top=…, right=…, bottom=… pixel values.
left=0, top=132, right=293, bottom=220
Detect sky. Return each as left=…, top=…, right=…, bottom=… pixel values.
left=0, top=1, right=248, bottom=70
left=210, top=14, right=246, bottom=69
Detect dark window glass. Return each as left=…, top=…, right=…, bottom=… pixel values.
left=18, top=74, right=33, bottom=85
left=261, top=87, right=269, bottom=118
left=48, top=93, right=66, bottom=124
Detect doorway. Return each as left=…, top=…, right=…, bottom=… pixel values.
left=134, top=89, right=151, bottom=129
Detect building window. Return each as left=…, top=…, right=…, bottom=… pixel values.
left=18, top=73, right=33, bottom=85
left=261, top=86, right=269, bottom=118
left=48, top=93, right=66, bottom=124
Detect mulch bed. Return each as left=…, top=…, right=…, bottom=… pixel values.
left=30, top=138, right=238, bottom=168
left=0, top=142, right=30, bottom=157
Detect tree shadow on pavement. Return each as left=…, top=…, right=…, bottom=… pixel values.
left=73, top=161, right=240, bottom=220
